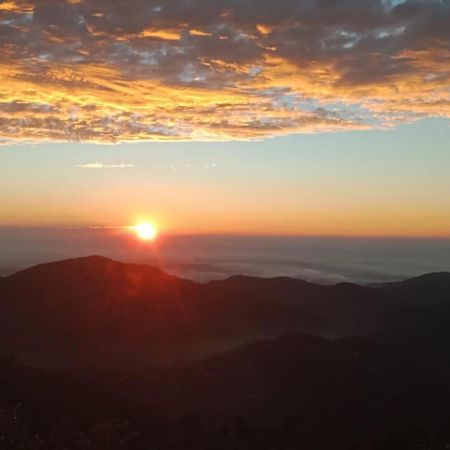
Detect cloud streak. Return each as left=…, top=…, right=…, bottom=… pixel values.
left=0, top=0, right=448, bottom=142
left=76, top=163, right=135, bottom=169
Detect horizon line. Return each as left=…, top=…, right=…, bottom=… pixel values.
left=1, top=225, right=450, bottom=240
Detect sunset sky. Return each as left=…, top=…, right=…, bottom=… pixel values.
left=0, top=0, right=449, bottom=237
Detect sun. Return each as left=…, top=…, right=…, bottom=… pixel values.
left=133, top=222, right=157, bottom=241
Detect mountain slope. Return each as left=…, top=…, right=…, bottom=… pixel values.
left=207, top=275, right=389, bottom=335
left=376, top=272, right=450, bottom=306
left=98, top=333, right=450, bottom=450
left=0, top=256, right=323, bottom=369
left=3, top=332, right=450, bottom=450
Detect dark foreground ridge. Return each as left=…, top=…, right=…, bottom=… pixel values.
left=1, top=256, right=450, bottom=449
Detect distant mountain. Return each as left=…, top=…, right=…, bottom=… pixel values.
left=1, top=256, right=449, bottom=371
left=375, top=272, right=450, bottom=306
left=207, top=275, right=388, bottom=336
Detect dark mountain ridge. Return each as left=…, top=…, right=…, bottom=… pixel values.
left=1, top=256, right=449, bottom=372
left=88, top=332, right=450, bottom=450
left=375, top=271, right=450, bottom=306
left=3, top=331, right=450, bottom=450
left=2, top=257, right=450, bottom=448
left=207, top=274, right=389, bottom=336
left=0, top=256, right=322, bottom=369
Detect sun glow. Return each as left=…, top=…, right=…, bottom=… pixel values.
left=133, top=222, right=157, bottom=241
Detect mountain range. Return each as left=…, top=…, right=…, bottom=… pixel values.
left=0, top=255, right=449, bottom=371
left=1, top=255, right=450, bottom=449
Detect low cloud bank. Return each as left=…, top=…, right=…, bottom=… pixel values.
left=1, top=228, right=449, bottom=285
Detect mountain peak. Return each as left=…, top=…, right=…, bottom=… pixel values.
left=74, top=255, right=114, bottom=263
left=379, top=271, right=450, bottom=289
left=7, top=255, right=168, bottom=280
left=404, top=272, right=450, bottom=283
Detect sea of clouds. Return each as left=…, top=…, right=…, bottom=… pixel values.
left=1, top=228, right=449, bottom=285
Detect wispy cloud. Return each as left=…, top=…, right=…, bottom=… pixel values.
left=0, top=0, right=448, bottom=142
left=76, top=163, right=135, bottom=169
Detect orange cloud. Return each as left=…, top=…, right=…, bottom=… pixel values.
left=0, top=1, right=33, bottom=12
left=256, top=24, right=272, bottom=36
left=190, top=29, right=212, bottom=37
left=139, top=28, right=182, bottom=41
left=0, top=0, right=448, bottom=143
